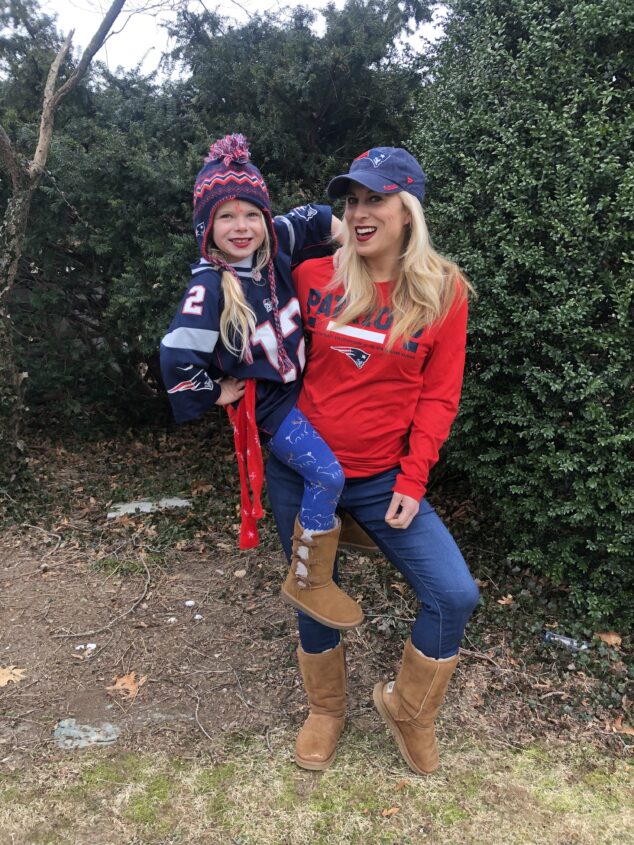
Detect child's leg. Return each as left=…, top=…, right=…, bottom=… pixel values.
left=267, top=406, right=345, bottom=532
left=267, top=406, right=362, bottom=630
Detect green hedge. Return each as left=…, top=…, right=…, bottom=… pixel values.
left=412, top=0, right=633, bottom=627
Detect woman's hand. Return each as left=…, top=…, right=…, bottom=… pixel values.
left=215, top=377, right=246, bottom=406
left=385, top=493, right=419, bottom=529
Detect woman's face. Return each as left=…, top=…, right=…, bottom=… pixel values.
left=212, top=199, right=266, bottom=263
left=344, top=184, right=411, bottom=264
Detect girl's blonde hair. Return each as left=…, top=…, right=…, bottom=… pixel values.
left=331, top=192, right=474, bottom=345
left=209, top=215, right=272, bottom=361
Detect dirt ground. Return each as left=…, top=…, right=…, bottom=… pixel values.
left=0, top=427, right=630, bottom=771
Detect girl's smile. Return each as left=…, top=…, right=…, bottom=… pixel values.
left=212, top=199, right=266, bottom=263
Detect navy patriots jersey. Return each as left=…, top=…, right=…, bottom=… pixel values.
left=160, top=204, right=332, bottom=437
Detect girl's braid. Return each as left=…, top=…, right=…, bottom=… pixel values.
left=265, top=257, right=294, bottom=375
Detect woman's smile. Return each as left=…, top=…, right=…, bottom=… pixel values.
left=355, top=226, right=377, bottom=242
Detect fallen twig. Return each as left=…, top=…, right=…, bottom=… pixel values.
left=188, top=684, right=214, bottom=742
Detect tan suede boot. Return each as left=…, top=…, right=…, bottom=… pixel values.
left=338, top=512, right=380, bottom=554
left=373, top=638, right=458, bottom=774
left=295, top=643, right=346, bottom=770
left=281, top=516, right=364, bottom=630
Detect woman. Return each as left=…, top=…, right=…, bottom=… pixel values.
left=266, top=147, right=480, bottom=774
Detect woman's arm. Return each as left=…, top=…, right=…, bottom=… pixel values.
left=391, top=293, right=469, bottom=513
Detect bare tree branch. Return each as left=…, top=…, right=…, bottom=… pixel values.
left=52, top=0, right=128, bottom=107
left=29, top=0, right=128, bottom=179
left=30, top=30, right=74, bottom=177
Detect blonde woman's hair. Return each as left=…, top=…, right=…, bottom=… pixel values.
left=331, top=192, right=474, bottom=346
left=210, top=216, right=272, bottom=361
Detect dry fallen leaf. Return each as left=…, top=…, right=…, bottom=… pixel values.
left=613, top=716, right=634, bottom=736
left=192, top=481, right=213, bottom=496
left=596, top=631, right=622, bottom=648
left=395, top=779, right=410, bottom=791
left=381, top=807, right=400, bottom=818
left=497, top=594, right=514, bottom=606
left=106, top=671, right=148, bottom=700
left=0, top=666, right=26, bottom=687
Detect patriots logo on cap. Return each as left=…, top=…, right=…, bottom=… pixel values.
left=332, top=346, right=371, bottom=369
left=369, top=151, right=390, bottom=168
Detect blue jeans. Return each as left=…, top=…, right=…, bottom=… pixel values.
left=266, top=456, right=480, bottom=659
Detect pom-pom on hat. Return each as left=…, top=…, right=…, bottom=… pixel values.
left=193, top=133, right=276, bottom=260
left=327, top=147, right=426, bottom=205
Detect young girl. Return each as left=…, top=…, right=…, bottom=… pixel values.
left=160, top=134, right=362, bottom=630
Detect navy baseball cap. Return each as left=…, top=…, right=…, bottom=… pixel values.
left=327, top=147, right=426, bottom=204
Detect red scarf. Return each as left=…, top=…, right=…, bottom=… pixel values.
left=225, top=379, right=264, bottom=549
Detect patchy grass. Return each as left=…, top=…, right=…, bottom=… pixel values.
left=0, top=731, right=631, bottom=845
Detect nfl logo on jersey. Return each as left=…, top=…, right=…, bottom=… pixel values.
left=290, top=205, right=319, bottom=221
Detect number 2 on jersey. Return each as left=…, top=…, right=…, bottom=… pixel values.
left=182, top=285, right=205, bottom=316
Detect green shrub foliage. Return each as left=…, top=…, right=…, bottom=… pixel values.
left=412, top=0, right=633, bottom=626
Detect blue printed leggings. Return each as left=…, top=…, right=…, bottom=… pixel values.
left=267, top=405, right=344, bottom=532
left=266, top=455, right=480, bottom=659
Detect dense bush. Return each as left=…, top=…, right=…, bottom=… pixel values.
left=412, top=0, right=633, bottom=626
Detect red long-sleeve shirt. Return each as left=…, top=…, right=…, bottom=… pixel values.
left=293, top=256, right=468, bottom=500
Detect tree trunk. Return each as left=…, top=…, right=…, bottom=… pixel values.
left=0, top=307, right=23, bottom=482
left=0, top=186, right=35, bottom=482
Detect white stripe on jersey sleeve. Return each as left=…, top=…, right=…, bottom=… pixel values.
left=275, top=215, right=295, bottom=256
left=161, top=327, right=219, bottom=352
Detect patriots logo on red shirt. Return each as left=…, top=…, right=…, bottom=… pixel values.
left=332, top=346, right=371, bottom=369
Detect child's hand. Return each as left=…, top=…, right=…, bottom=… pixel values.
left=216, top=377, right=246, bottom=405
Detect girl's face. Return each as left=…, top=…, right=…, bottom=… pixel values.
left=212, top=199, right=266, bottom=264
left=344, top=184, right=411, bottom=263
